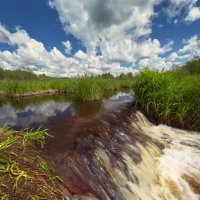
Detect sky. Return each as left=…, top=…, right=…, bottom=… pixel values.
left=0, top=0, right=200, bottom=77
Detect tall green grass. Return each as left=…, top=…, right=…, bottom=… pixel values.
left=0, top=77, right=135, bottom=101
left=75, top=77, right=103, bottom=101
left=0, top=79, right=77, bottom=96
left=134, top=69, right=200, bottom=131
left=75, top=77, right=135, bottom=101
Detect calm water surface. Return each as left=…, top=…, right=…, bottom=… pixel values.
left=0, top=92, right=132, bottom=129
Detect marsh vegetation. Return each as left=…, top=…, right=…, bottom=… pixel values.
left=0, top=69, right=135, bottom=100
left=134, top=59, right=200, bottom=131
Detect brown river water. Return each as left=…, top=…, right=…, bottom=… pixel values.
left=0, top=92, right=200, bottom=200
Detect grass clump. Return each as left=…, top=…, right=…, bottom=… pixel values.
left=23, top=127, right=51, bottom=148
left=75, top=77, right=103, bottom=101
left=134, top=69, right=200, bottom=131
left=0, top=127, right=69, bottom=200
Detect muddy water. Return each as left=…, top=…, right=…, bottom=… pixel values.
left=0, top=92, right=200, bottom=200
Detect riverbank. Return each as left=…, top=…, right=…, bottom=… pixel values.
left=0, top=89, right=68, bottom=98
left=0, top=77, right=135, bottom=100
left=134, top=68, right=200, bottom=131
left=0, top=127, right=69, bottom=200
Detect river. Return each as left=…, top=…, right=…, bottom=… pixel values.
left=0, top=92, right=200, bottom=200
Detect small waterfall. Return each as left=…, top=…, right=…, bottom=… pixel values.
left=1, top=93, right=199, bottom=199
left=63, top=111, right=200, bottom=200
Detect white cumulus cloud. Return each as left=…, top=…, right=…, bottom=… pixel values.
left=186, top=6, right=200, bottom=22
left=178, top=35, right=200, bottom=57
left=48, top=0, right=172, bottom=61
left=139, top=35, right=200, bottom=70
left=62, top=40, right=72, bottom=54
left=0, top=24, right=138, bottom=76
left=164, top=0, right=200, bottom=23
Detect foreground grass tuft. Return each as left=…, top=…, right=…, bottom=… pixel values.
left=0, top=127, right=69, bottom=200
left=134, top=69, right=200, bottom=131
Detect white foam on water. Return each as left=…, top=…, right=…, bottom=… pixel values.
left=71, top=112, right=200, bottom=200
left=156, top=131, right=200, bottom=200
left=131, top=112, right=200, bottom=200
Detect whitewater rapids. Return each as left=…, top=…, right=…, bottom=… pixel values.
left=66, top=112, right=200, bottom=200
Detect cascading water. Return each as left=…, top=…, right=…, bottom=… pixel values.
left=58, top=111, right=200, bottom=200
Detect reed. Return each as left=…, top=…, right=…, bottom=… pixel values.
left=75, top=77, right=103, bottom=101
left=0, top=77, right=135, bottom=101
left=75, top=77, right=135, bottom=101
left=134, top=69, right=200, bottom=131
left=0, top=79, right=76, bottom=96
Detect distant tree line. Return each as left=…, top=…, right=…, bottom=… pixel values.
left=174, top=59, right=200, bottom=75
left=0, top=68, right=135, bottom=80
left=97, top=72, right=134, bottom=79
left=0, top=68, right=48, bottom=80
left=181, top=59, right=200, bottom=74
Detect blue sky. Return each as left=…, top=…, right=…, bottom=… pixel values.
left=0, top=0, right=200, bottom=76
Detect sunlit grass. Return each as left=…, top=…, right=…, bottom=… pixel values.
left=0, top=79, right=76, bottom=96
left=74, top=77, right=135, bottom=101
left=0, top=127, right=68, bottom=199
left=75, top=77, right=103, bottom=101
left=134, top=69, right=200, bottom=131
left=0, top=77, right=135, bottom=101
left=23, top=127, right=51, bottom=148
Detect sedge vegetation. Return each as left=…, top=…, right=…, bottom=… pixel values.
left=0, top=79, right=77, bottom=95
left=134, top=59, right=200, bottom=131
left=0, top=68, right=135, bottom=100
left=75, top=76, right=134, bottom=101
left=0, top=127, right=69, bottom=200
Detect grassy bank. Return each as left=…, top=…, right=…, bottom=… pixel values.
left=0, top=79, right=77, bottom=95
left=75, top=77, right=134, bottom=101
left=0, top=77, right=135, bottom=100
left=0, top=127, right=69, bottom=200
left=134, top=69, right=200, bottom=131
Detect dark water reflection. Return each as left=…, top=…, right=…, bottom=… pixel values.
left=0, top=91, right=132, bottom=129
